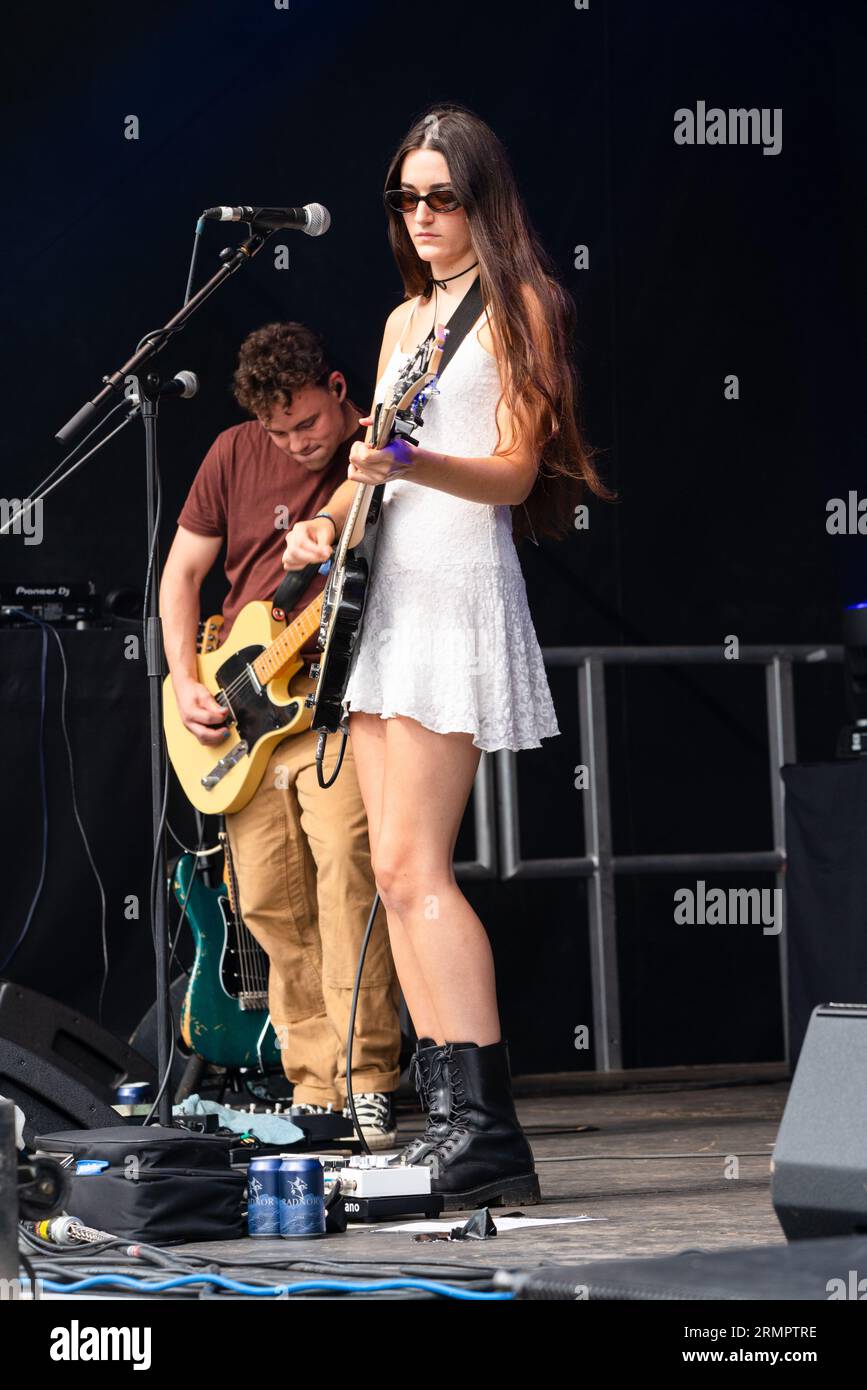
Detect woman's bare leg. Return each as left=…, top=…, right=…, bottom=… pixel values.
left=348, top=711, right=446, bottom=1041
left=373, top=714, right=501, bottom=1045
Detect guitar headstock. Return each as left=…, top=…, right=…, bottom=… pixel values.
left=389, top=322, right=448, bottom=411
left=198, top=614, right=224, bottom=654
left=372, top=322, right=449, bottom=447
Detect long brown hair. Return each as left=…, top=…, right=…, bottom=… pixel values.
left=383, top=103, right=614, bottom=543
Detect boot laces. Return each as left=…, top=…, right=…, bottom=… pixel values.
left=413, top=1046, right=449, bottom=1140
left=434, top=1044, right=470, bottom=1155
left=409, top=1051, right=429, bottom=1106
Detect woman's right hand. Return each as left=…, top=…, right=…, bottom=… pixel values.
left=173, top=676, right=230, bottom=745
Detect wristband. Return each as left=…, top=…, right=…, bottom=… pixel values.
left=313, top=512, right=337, bottom=541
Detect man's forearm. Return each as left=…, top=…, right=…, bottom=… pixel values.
left=321, top=478, right=359, bottom=533
left=159, top=573, right=202, bottom=688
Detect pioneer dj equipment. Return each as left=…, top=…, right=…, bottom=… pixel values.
left=0, top=580, right=100, bottom=626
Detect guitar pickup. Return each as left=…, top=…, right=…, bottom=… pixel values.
left=201, top=740, right=249, bottom=789
left=238, top=991, right=269, bottom=1011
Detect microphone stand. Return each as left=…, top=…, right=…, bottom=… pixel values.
left=56, top=226, right=273, bottom=1127
left=56, top=229, right=270, bottom=444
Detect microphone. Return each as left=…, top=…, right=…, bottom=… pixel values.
left=125, top=371, right=199, bottom=408
left=201, top=203, right=331, bottom=237
left=158, top=370, right=199, bottom=399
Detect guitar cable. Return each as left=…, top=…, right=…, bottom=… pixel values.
left=142, top=756, right=178, bottom=1127
left=1, top=611, right=109, bottom=1022
left=343, top=888, right=382, bottom=1157
left=0, top=612, right=49, bottom=977
left=315, top=726, right=349, bottom=788
left=166, top=821, right=223, bottom=858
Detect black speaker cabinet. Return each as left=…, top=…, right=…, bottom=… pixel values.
left=0, top=980, right=157, bottom=1148
left=0, top=1039, right=124, bottom=1149
left=772, top=1002, right=867, bottom=1239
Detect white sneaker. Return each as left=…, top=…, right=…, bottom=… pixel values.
left=344, top=1092, right=397, bottom=1150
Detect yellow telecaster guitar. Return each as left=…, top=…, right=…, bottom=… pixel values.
left=163, top=596, right=321, bottom=814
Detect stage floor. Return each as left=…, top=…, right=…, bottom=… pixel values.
left=176, top=1073, right=789, bottom=1271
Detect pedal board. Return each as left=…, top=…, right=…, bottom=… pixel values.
left=338, top=1192, right=444, bottom=1222
left=321, top=1154, right=444, bottom=1222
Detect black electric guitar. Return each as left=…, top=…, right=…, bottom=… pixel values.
left=306, top=324, right=448, bottom=732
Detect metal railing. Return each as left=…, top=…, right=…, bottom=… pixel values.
left=457, top=643, right=844, bottom=1072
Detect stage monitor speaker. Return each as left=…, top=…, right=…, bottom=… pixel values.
left=0, top=979, right=157, bottom=1102
left=0, top=980, right=158, bottom=1148
left=0, top=1039, right=124, bottom=1149
left=514, top=1234, right=867, bottom=1299
left=771, top=1002, right=867, bottom=1240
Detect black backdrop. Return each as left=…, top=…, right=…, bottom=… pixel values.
left=0, top=0, right=864, bottom=1073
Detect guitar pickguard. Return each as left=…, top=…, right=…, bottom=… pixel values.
left=314, top=554, right=372, bottom=732
left=216, top=644, right=301, bottom=748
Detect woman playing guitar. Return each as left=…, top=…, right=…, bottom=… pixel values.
left=302, top=104, right=609, bottom=1207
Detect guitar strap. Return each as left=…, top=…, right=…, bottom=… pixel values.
left=271, top=558, right=322, bottom=622
left=422, top=272, right=484, bottom=379
left=271, top=274, right=485, bottom=622
left=218, top=822, right=245, bottom=928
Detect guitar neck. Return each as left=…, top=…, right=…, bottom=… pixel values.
left=251, top=592, right=324, bottom=685
left=335, top=409, right=397, bottom=557
left=339, top=479, right=380, bottom=556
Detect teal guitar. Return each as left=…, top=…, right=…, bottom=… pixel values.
left=172, top=838, right=281, bottom=1071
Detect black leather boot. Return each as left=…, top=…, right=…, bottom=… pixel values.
left=421, top=1039, right=541, bottom=1209
left=389, top=1038, right=452, bottom=1165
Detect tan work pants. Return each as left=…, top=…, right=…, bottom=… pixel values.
left=225, top=680, right=400, bottom=1106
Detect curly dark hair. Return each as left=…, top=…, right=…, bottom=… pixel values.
left=232, top=322, right=334, bottom=419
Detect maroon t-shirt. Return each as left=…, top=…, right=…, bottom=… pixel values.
left=177, top=413, right=363, bottom=661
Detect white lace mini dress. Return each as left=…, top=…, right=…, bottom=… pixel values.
left=341, top=297, right=560, bottom=753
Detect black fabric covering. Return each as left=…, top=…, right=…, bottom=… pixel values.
left=782, top=759, right=867, bottom=1064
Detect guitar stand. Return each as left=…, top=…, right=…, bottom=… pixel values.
left=173, top=1051, right=208, bottom=1104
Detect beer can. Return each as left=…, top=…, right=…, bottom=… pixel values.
left=246, top=1156, right=283, bottom=1237
left=114, top=1082, right=153, bottom=1117
left=278, top=1156, right=326, bottom=1237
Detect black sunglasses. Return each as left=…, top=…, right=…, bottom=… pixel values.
left=383, top=188, right=462, bottom=214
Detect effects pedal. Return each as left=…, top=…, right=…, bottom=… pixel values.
left=322, top=1153, right=444, bottom=1222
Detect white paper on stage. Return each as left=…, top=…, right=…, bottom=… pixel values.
left=355, top=1214, right=607, bottom=1234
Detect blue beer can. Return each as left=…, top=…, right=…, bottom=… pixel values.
left=247, top=1157, right=283, bottom=1237
left=114, top=1082, right=154, bottom=1116
left=278, top=1156, right=326, bottom=1237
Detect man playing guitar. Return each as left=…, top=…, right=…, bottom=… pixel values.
left=159, top=321, right=401, bottom=1146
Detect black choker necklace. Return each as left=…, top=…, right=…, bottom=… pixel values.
left=430, top=260, right=479, bottom=291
